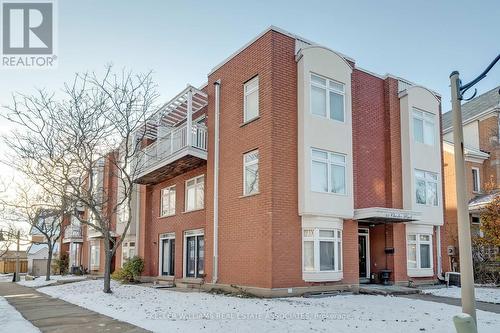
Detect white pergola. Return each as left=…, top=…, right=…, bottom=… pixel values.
left=135, top=85, right=208, bottom=142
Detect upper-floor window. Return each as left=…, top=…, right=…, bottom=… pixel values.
left=310, top=73, right=345, bottom=122
left=415, top=169, right=438, bottom=206
left=413, top=109, right=435, bottom=146
left=160, top=186, right=176, bottom=217
left=185, top=175, right=204, bottom=212
left=244, top=76, right=259, bottom=122
left=311, top=148, right=346, bottom=194
left=472, top=167, right=480, bottom=193
left=407, top=234, right=432, bottom=270
left=243, top=150, right=259, bottom=195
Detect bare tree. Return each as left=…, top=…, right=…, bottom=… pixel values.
left=2, top=66, right=158, bottom=293
left=0, top=182, right=67, bottom=281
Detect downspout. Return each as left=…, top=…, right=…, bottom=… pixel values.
left=436, top=225, right=443, bottom=279
left=212, top=80, right=221, bottom=284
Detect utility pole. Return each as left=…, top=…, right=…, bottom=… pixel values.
left=15, top=230, right=20, bottom=282
left=450, top=71, right=476, bottom=324
left=448, top=53, right=499, bottom=326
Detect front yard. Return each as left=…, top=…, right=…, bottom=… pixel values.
left=422, top=286, right=500, bottom=304
left=38, top=280, right=500, bottom=333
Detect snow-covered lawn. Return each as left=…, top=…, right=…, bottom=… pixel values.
left=17, top=274, right=85, bottom=287
left=0, top=273, right=13, bottom=282
left=0, top=296, right=40, bottom=332
left=422, top=286, right=500, bottom=304
left=39, top=280, right=500, bottom=333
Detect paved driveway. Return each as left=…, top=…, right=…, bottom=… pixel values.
left=399, top=293, right=500, bottom=314
left=0, top=282, right=150, bottom=333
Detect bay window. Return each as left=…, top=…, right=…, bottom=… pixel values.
left=303, top=228, right=342, bottom=273
left=415, top=169, right=438, bottom=206
left=413, top=108, right=435, bottom=146
left=407, top=233, right=432, bottom=270
left=310, top=73, right=345, bottom=122
left=311, top=148, right=346, bottom=194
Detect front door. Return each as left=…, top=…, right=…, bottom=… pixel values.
left=358, top=230, right=370, bottom=279
left=186, top=235, right=204, bottom=278
left=161, top=238, right=175, bottom=276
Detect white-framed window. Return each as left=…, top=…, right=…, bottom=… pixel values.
left=303, top=228, right=342, bottom=273
left=159, top=233, right=175, bottom=276
left=185, top=175, right=204, bottom=212
left=160, top=186, right=176, bottom=217
left=310, top=73, right=345, bottom=122
left=244, top=76, right=259, bottom=122
left=311, top=148, right=346, bottom=194
left=243, top=150, right=259, bottom=195
left=472, top=167, right=480, bottom=193
left=90, top=240, right=100, bottom=270
left=415, top=169, right=438, bottom=206
left=407, top=233, right=432, bottom=270
left=413, top=108, right=435, bottom=146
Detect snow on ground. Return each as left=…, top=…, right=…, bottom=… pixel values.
left=16, top=275, right=85, bottom=287
left=0, top=296, right=40, bottom=332
left=422, top=286, right=500, bottom=304
left=39, top=280, right=500, bottom=333
left=0, top=273, right=13, bottom=282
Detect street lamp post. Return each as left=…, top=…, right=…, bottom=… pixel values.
left=449, top=54, right=499, bottom=325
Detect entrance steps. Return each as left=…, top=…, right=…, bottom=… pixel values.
left=359, top=284, right=419, bottom=296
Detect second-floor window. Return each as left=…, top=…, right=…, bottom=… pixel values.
left=472, top=167, right=480, bottom=192
left=413, top=108, right=435, bottom=146
left=185, top=175, right=204, bottom=211
left=160, top=186, right=176, bottom=217
left=244, top=76, right=259, bottom=122
left=311, top=148, right=346, bottom=194
left=310, top=73, right=345, bottom=122
left=243, top=150, right=259, bottom=195
left=415, top=169, right=438, bottom=206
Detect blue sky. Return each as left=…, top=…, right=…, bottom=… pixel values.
left=1, top=0, right=498, bottom=114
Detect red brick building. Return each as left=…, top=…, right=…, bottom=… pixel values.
left=74, top=27, right=446, bottom=295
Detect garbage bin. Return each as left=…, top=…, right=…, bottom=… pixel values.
left=379, top=269, right=392, bottom=285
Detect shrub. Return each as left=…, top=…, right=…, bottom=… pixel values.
left=112, top=256, right=144, bottom=283
left=54, top=253, right=69, bottom=275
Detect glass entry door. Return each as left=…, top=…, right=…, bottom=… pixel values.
left=358, top=229, right=370, bottom=279
left=161, top=238, right=175, bottom=276
left=186, top=235, right=204, bottom=278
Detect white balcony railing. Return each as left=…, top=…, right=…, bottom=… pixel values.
left=136, top=123, right=207, bottom=176
left=63, top=225, right=83, bottom=242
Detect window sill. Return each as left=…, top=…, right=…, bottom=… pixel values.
left=182, top=208, right=205, bottom=214
left=303, top=271, right=343, bottom=282
left=407, top=268, right=433, bottom=278
left=311, top=190, right=348, bottom=197
left=239, top=192, right=260, bottom=199
left=239, top=116, right=260, bottom=127
left=158, top=214, right=175, bottom=219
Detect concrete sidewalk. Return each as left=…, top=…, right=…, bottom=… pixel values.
left=0, top=282, right=150, bottom=333
left=399, top=293, right=500, bottom=314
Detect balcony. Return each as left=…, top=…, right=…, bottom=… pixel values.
left=63, top=225, right=83, bottom=243
left=133, top=85, right=208, bottom=185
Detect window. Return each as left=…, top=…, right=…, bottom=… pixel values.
left=160, top=234, right=175, bottom=276
left=413, top=109, right=435, bottom=145
left=311, top=148, right=346, bottom=194
left=244, top=76, right=259, bottom=122
left=185, top=175, right=204, bottom=211
left=90, top=240, right=100, bottom=270
left=407, top=233, right=432, bottom=270
left=303, top=228, right=342, bottom=272
left=243, top=150, right=259, bottom=195
left=472, top=167, right=480, bottom=192
left=160, top=186, right=176, bottom=217
left=185, top=232, right=204, bottom=278
left=415, top=169, right=438, bottom=206
left=310, top=73, right=345, bottom=122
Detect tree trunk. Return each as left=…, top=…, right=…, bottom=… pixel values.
left=45, top=247, right=53, bottom=281
left=103, top=239, right=112, bottom=293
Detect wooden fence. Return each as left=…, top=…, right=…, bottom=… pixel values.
left=0, top=259, right=28, bottom=273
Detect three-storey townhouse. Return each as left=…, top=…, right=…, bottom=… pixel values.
left=130, top=26, right=445, bottom=296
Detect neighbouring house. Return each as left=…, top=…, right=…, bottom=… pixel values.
left=442, top=86, right=500, bottom=271
left=0, top=250, right=28, bottom=274
left=27, top=210, right=61, bottom=276
left=125, top=26, right=445, bottom=296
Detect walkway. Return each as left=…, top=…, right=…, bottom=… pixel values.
left=399, top=293, right=500, bottom=314
left=0, top=282, right=150, bottom=333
